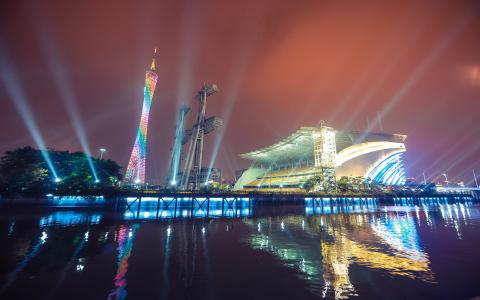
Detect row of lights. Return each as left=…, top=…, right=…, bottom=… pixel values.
left=169, top=180, right=212, bottom=186
left=54, top=177, right=100, bottom=184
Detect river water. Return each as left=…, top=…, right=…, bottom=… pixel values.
left=0, top=198, right=479, bottom=299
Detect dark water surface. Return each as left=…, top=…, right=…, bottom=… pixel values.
left=1, top=199, right=480, bottom=300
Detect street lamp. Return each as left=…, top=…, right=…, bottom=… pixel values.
left=99, top=148, right=106, bottom=159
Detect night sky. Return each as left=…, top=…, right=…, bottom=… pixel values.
left=1, top=0, right=479, bottom=184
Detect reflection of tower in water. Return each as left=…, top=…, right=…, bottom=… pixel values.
left=108, top=224, right=140, bottom=300
left=169, top=221, right=218, bottom=297
left=320, top=233, right=355, bottom=299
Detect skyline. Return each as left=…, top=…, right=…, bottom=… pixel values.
left=1, top=0, right=480, bottom=184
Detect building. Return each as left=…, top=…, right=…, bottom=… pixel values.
left=234, top=169, right=247, bottom=181
left=179, top=167, right=222, bottom=187
left=234, top=124, right=407, bottom=192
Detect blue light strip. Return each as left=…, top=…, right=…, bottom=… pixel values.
left=367, top=152, right=406, bottom=185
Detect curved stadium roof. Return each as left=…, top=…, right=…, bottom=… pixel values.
left=240, top=127, right=407, bottom=165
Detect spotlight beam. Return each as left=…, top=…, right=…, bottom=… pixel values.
left=420, top=131, right=474, bottom=181
left=44, top=56, right=99, bottom=181
left=341, top=7, right=440, bottom=130
left=175, top=1, right=201, bottom=111
left=220, top=145, right=236, bottom=179
left=34, top=12, right=99, bottom=181
left=370, top=15, right=474, bottom=137
left=443, top=142, right=480, bottom=177
left=206, top=38, right=257, bottom=182
left=0, top=43, right=58, bottom=179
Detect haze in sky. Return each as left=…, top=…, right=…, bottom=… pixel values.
left=1, top=0, right=479, bottom=184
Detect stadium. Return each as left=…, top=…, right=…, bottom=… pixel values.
left=234, top=123, right=407, bottom=192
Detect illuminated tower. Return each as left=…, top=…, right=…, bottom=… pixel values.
left=313, top=120, right=337, bottom=190
left=125, top=49, right=158, bottom=184
left=181, top=83, right=219, bottom=190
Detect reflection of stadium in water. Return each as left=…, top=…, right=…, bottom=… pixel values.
left=247, top=206, right=440, bottom=299
left=371, top=215, right=429, bottom=265
left=1, top=198, right=476, bottom=299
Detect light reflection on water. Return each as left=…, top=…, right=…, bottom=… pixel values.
left=248, top=213, right=436, bottom=299
left=0, top=198, right=479, bottom=299
left=123, top=197, right=252, bottom=220
left=107, top=224, right=139, bottom=300
left=39, top=211, right=102, bottom=227
left=249, top=199, right=476, bottom=299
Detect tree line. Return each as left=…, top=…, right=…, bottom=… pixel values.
left=0, top=147, right=122, bottom=197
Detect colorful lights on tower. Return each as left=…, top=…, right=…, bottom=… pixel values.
left=125, top=49, right=158, bottom=184
left=108, top=225, right=139, bottom=300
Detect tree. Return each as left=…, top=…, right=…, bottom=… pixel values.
left=199, top=182, right=232, bottom=193
left=302, top=174, right=325, bottom=193
left=0, top=147, right=52, bottom=196
left=0, top=146, right=123, bottom=196
left=336, top=176, right=376, bottom=194
left=337, top=176, right=350, bottom=193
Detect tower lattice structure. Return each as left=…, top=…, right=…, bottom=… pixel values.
left=313, top=121, right=337, bottom=190
left=181, top=83, right=219, bottom=190
left=125, top=49, right=158, bottom=184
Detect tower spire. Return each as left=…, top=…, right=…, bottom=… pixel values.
left=150, top=48, right=157, bottom=71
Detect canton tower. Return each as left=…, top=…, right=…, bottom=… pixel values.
left=125, top=49, right=158, bottom=184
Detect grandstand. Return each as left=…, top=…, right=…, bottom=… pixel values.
left=234, top=125, right=407, bottom=192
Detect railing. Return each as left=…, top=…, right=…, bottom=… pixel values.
left=123, top=196, right=252, bottom=220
